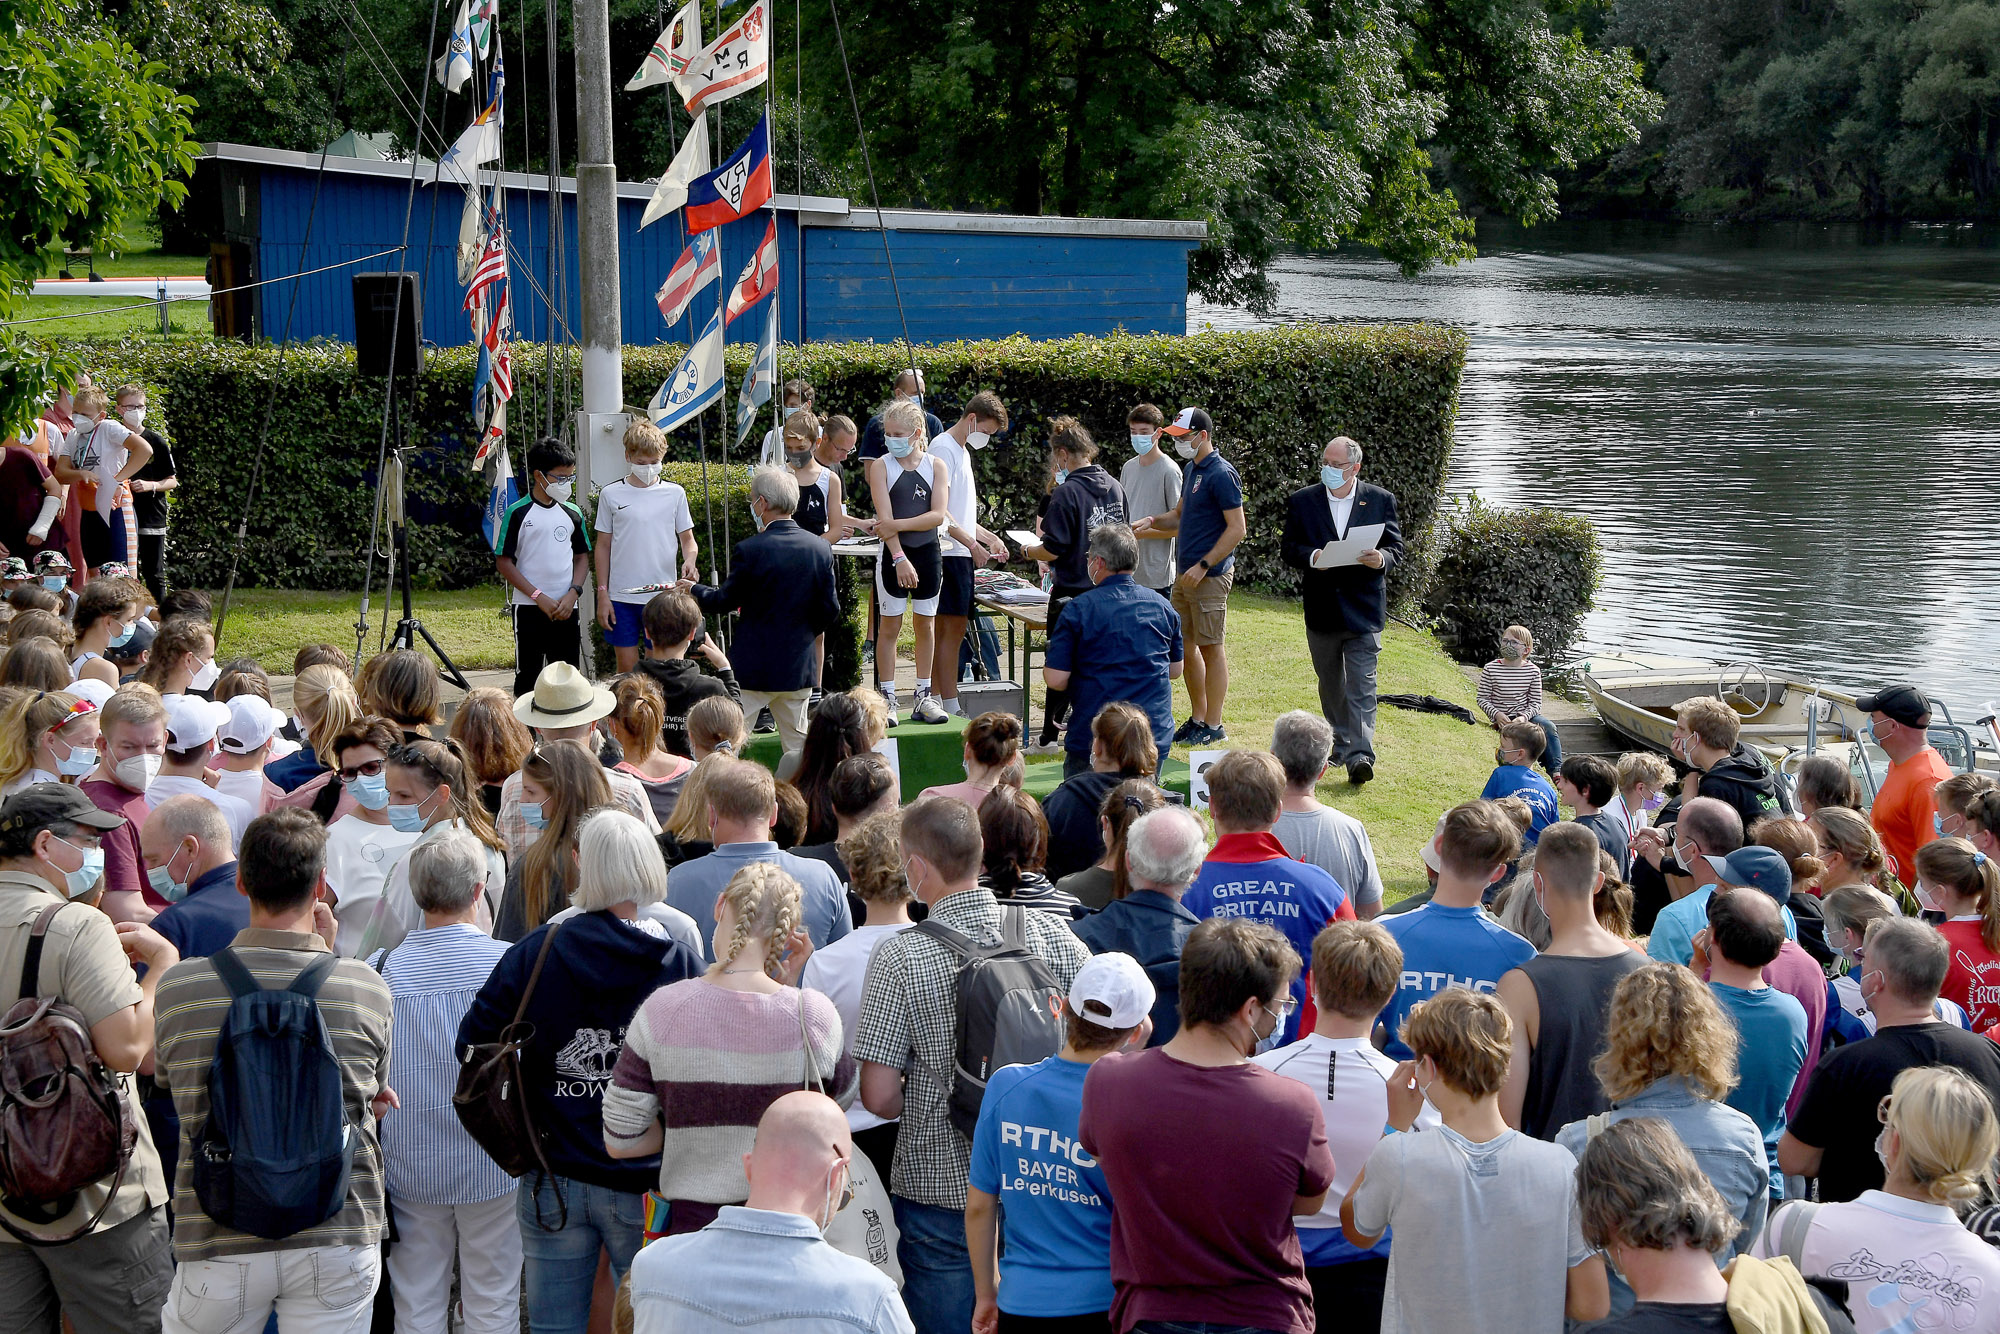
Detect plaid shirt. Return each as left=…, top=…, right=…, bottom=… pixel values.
left=853, top=886, right=1090, bottom=1208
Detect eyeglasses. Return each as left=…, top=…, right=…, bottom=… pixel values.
left=1264, top=997, right=1299, bottom=1023
left=338, top=759, right=385, bottom=781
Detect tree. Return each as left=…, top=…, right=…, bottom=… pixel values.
left=1, top=0, right=197, bottom=431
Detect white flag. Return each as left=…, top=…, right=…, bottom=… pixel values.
left=678, top=0, right=769, bottom=116
left=456, top=188, right=484, bottom=284
left=734, top=302, right=777, bottom=447
left=436, top=0, right=475, bottom=92
left=640, top=117, right=710, bottom=230
left=627, top=0, right=701, bottom=91
left=650, top=312, right=725, bottom=432
left=436, top=118, right=502, bottom=185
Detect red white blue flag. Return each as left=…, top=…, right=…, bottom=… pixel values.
left=463, top=224, right=506, bottom=312
left=679, top=0, right=768, bottom=116
left=656, top=231, right=721, bottom=327
left=684, top=113, right=771, bottom=233
left=725, top=217, right=777, bottom=326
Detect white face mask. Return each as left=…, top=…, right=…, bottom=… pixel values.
left=544, top=478, right=574, bottom=503
left=1173, top=435, right=1197, bottom=460
left=189, top=657, right=220, bottom=692
left=966, top=430, right=991, bottom=451
left=72, top=414, right=97, bottom=432
left=121, top=407, right=146, bottom=429
left=115, top=752, right=163, bottom=794
left=629, top=462, right=662, bottom=485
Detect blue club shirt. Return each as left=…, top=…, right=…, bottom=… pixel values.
left=1377, top=902, right=1536, bottom=1059
left=1043, top=574, right=1183, bottom=761
left=1647, top=886, right=1797, bottom=968
left=150, top=861, right=247, bottom=962
left=1174, top=451, right=1243, bottom=578
left=1479, top=764, right=1560, bottom=845
left=969, top=1056, right=1114, bottom=1317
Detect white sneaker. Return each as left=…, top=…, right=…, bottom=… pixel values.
left=878, top=683, right=899, bottom=716
left=913, top=693, right=948, bottom=725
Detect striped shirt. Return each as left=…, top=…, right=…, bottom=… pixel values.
left=604, top=978, right=855, bottom=1203
left=1476, top=658, right=1544, bottom=719
left=372, top=922, right=512, bottom=1205
left=154, top=927, right=393, bottom=1262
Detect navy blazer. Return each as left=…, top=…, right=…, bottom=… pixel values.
left=691, top=519, right=841, bottom=693
left=1279, top=480, right=1404, bottom=635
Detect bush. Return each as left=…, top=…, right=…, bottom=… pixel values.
left=1421, top=496, right=1602, bottom=670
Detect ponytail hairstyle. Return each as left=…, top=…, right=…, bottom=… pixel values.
left=964, top=711, right=1023, bottom=770
left=214, top=662, right=273, bottom=704
left=666, top=752, right=731, bottom=841
left=1100, top=778, right=1165, bottom=901
left=1809, top=805, right=1890, bottom=888
left=1594, top=852, right=1637, bottom=938
left=1882, top=1065, right=1999, bottom=1209
left=878, top=399, right=928, bottom=449
left=0, top=690, right=84, bottom=787
left=295, top=664, right=361, bottom=769
left=714, top=861, right=804, bottom=982
left=977, top=784, right=1049, bottom=893
left=519, top=740, right=612, bottom=932
left=688, top=695, right=746, bottom=759
left=1914, top=836, right=2000, bottom=953
left=1092, top=701, right=1158, bottom=778
left=1750, top=815, right=1827, bottom=896
left=137, top=616, right=211, bottom=692
left=1936, top=771, right=1997, bottom=828
left=1048, top=415, right=1098, bottom=465
left=388, top=736, right=503, bottom=853
left=608, top=674, right=666, bottom=763
left=72, top=579, right=137, bottom=640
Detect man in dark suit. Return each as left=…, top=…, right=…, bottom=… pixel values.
left=682, top=466, right=841, bottom=762
left=1279, top=437, right=1403, bottom=785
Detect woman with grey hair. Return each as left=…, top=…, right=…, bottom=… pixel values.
left=1073, top=804, right=1207, bottom=1044
left=1272, top=709, right=1384, bottom=916
left=375, top=828, right=524, bottom=1334
left=550, top=808, right=705, bottom=959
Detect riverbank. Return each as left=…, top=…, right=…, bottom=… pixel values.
left=216, top=583, right=1494, bottom=902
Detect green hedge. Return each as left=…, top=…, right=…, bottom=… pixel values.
left=81, top=325, right=1465, bottom=609
left=1420, top=497, right=1603, bottom=670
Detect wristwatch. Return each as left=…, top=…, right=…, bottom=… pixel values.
left=1197, top=558, right=1212, bottom=571
left=568, top=584, right=583, bottom=597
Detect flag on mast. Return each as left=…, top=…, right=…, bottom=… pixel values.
left=679, top=0, right=768, bottom=116
left=480, top=420, right=519, bottom=545
left=640, top=116, right=710, bottom=229
left=627, top=0, right=701, bottom=91
left=650, top=312, right=725, bottom=432
left=436, top=38, right=506, bottom=184
left=469, top=0, right=500, bottom=59
left=735, top=302, right=777, bottom=447
left=684, top=114, right=772, bottom=233
left=656, top=231, right=721, bottom=327
left=436, top=0, right=475, bottom=91
left=724, top=217, right=778, bottom=326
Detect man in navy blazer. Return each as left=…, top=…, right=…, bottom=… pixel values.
left=684, top=466, right=840, bottom=759
left=1279, top=437, right=1404, bottom=785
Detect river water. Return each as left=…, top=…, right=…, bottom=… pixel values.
left=1187, top=219, right=2000, bottom=715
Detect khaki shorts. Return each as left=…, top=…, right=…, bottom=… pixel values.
left=1171, top=568, right=1233, bottom=646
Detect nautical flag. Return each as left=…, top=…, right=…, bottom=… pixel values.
left=735, top=302, right=777, bottom=447
left=463, top=226, right=507, bottom=312
left=436, top=43, right=506, bottom=184
left=481, top=430, right=519, bottom=545
left=725, top=217, right=777, bottom=326
left=640, top=116, right=709, bottom=229
left=470, top=0, right=500, bottom=58
left=492, top=338, right=515, bottom=401
left=656, top=231, right=721, bottom=327
left=473, top=399, right=506, bottom=473
left=684, top=114, right=772, bottom=233
left=627, top=0, right=700, bottom=91
left=436, top=0, right=475, bottom=92
left=650, top=312, right=725, bottom=432
left=456, top=190, right=485, bottom=284
left=679, top=0, right=768, bottom=116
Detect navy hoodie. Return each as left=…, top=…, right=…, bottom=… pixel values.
left=459, top=909, right=702, bottom=1192
left=1040, top=465, right=1126, bottom=593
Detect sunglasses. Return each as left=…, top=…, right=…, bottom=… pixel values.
left=338, top=759, right=385, bottom=781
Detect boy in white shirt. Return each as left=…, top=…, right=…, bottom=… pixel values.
left=51, top=384, right=151, bottom=571
left=594, top=420, right=697, bottom=672
left=496, top=437, right=590, bottom=696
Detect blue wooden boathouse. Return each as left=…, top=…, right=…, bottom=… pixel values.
left=191, top=142, right=1206, bottom=348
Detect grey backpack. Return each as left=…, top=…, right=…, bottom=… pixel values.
left=916, top=909, right=1064, bottom=1138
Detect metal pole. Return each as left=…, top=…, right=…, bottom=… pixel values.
left=572, top=0, right=622, bottom=494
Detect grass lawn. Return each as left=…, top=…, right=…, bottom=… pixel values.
left=27, top=230, right=213, bottom=340
left=212, top=587, right=519, bottom=674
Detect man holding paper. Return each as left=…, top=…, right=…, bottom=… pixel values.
left=1280, top=437, right=1403, bottom=786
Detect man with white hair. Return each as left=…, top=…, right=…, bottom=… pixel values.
left=682, top=466, right=841, bottom=759
left=377, top=829, right=521, bottom=1334
left=1073, top=806, right=1208, bottom=1044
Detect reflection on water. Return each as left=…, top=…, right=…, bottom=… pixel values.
left=1190, top=220, right=2000, bottom=715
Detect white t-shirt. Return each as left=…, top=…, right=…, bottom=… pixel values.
left=1753, top=1192, right=2000, bottom=1334
left=595, top=478, right=695, bottom=602
left=497, top=498, right=588, bottom=607
left=802, top=921, right=914, bottom=1131
left=58, top=419, right=133, bottom=521
left=927, top=433, right=977, bottom=558
left=147, top=774, right=255, bottom=850
left=211, top=767, right=271, bottom=815
left=324, top=817, right=423, bottom=956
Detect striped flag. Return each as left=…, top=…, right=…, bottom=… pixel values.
left=470, top=0, right=499, bottom=58
left=679, top=0, right=768, bottom=116
left=492, top=339, right=515, bottom=401
left=724, top=217, right=777, bottom=326
left=735, top=301, right=777, bottom=446
left=463, top=226, right=506, bottom=311
left=655, top=231, right=721, bottom=327
left=627, top=0, right=700, bottom=91
left=651, top=312, right=725, bottom=431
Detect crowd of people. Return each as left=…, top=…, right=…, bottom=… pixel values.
left=2, top=374, right=2000, bottom=1334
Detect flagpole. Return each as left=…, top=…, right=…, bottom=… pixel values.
left=766, top=32, right=781, bottom=453
left=712, top=92, right=730, bottom=581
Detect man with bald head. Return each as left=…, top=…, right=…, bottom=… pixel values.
left=143, top=795, right=241, bottom=962
left=627, top=1091, right=913, bottom=1334
left=1279, top=436, right=1403, bottom=786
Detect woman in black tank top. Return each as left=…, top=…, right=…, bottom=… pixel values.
left=865, top=404, right=951, bottom=704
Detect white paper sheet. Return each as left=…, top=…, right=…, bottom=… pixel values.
left=1187, top=749, right=1226, bottom=812
left=1308, top=523, right=1386, bottom=570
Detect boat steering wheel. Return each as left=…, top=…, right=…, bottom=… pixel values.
left=1718, top=661, right=1773, bottom=715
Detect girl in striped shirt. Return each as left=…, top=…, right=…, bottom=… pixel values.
left=1476, top=624, right=1561, bottom=775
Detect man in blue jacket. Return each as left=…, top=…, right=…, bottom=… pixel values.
left=683, top=467, right=841, bottom=761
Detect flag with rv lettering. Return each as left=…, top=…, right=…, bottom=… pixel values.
left=679, top=0, right=768, bottom=115
left=684, top=114, right=771, bottom=232
left=628, top=0, right=700, bottom=91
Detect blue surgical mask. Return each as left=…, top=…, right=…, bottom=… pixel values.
left=55, top=738, right=98, bottom=777
left=1130, top=433, right=1154, bottom=455
left=1869, top=719, right=1894, bottom=742
left=1322, top=465, right=1350, bottom=492
left=42, top=576, right=66, bottom=592
left=521, top=801, right=548, bottom=831
left=1054, top=468, right=1070, bottom=484
left=109, top=621, right=135, bottom=649
left=146, top=840, right=194, bottom=903
left=386, top=803, right=429, bottom=834
left=884, top=435, right=913, bottom=459
left=51, top=837, right=105, bottom=899
left=349, top=772, right=390, bottom=810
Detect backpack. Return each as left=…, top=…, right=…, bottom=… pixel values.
left=191, top=947, right=356, bottom=1240
left=0, top=902, right=136, bottom=1245
left=916, top=908, right=1064, bottom=1138
left=454, top=922, right=563, bottom=1187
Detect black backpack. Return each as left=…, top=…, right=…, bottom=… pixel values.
left=192, top=948, right=356, bottom=1240
left=916, top=909, right=1064, bottom=1137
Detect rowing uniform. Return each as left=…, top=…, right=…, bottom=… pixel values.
left=876, top=454, right=941, bottom=616
left=795, top=468, right=834, bottom=537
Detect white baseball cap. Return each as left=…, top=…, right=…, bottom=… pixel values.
left=67, top=678, right=115, bottom=710
left=1068, top=953, right=1156, bottom=1030
left=218, top=695, right=288, bottom=754
left=1420, top=811, right=1450, bottom=873
left=164, top=696, right=233, bottom=751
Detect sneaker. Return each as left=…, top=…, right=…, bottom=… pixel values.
left=913, top=694, right=949, bottom=725
left=1189, top=723, right=1228, bottom=746
left=877, top=682, right=899, bottom=716
left=753, top=707, right=776, bottom=735
left=1173, top=717, right=1199, bottom=744
left=1026, top=740, right=1063, bottom=757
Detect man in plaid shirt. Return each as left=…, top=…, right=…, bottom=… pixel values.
left=855, top=796, right=1091, bottom=1334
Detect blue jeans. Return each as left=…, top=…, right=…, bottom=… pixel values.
left=516, top=1175, right=645, bottom=1334
left=1532, top=713, right=1562, bottom=775
left=893, top=1196, right=975, bottom=1334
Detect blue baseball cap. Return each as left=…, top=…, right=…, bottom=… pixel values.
left=1720, top=846, right=1792, bottom=905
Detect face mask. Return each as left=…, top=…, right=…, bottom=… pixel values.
left=189, top=658, right=220, bottom=692
left=147, top=840, right=194, bottom=903
left=1249, top=1001, right=1285, bottom=1056
left=521, top=801, right=548, bottom=831
left=1131, top=433, right=1155, bottom=455
left=349, top=772, right=390, bottom=811
left=901, top=859, right=925, bottom=902
left=908, top=393, right=923, bottom=408
left=1321, top=465, right=1350, bottom=492
left=1874, top=1126, right=1893, bottom=1174
left=54, top=737, right=98, bottom=777
left=545, top=480, right=574, bottom=504
left=42, top=576, right=66, bottom=592
left=1173, top=436, right=1197, bottom=460
left=49, top=836, right=105, bottom=899
left=109, top=621, right=135, bottom=649
left=1499, top=639, right=1525, bottom=659
left=1869, top=719, right=1894, bottom=743
left=121, top=408, right=146, bottom=429
left=1495, top=749, right=1510, bottom=766
left=1054, top=467, right=1069, bottom=485
left=1642, top=792, right=1667, bottom=813
left=114, top=752, right=161, bottom=794
left=785, top=449, right=812, bottom=468
left=966, top=430, right=991, bottom=451
left=629, top=462, right=662, bottom=485
left=884, top=436, right=913, bottom=459
left=1915, top=882, right=1943, bottom=914
left=386, top=800, right=431, bottom=834
left=72, top=414, right=97, bottom=432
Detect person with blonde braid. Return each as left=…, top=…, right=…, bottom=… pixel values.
left=365, top=736, right=511, bottom=955
left=605, top=861, right=856, bottom=1238
left=0, top=689, right=97, bottom=794
left=1917, top=835, right=2000, bottom=1031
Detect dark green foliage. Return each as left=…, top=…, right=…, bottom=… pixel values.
left=1421, top=496, right=1602, bottom=670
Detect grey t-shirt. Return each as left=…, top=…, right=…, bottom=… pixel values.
left=1351, top=1126, right=1592, bottom=1334
left=1274, top=806, right=1384, bottom=908
left=1119, top=452, right=1182, bottom=590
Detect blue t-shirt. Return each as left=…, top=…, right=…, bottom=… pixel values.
left=1647, top=886, right=1797, bottom=968
left=1709, top=982, right=1808, bottom=1199
left=1043, top=574, right=1182, bottom=761
left=1479, top=765, right=1560, bottom=844
left=1183, top=835, right=1351, bottom=1043
left=1377, top=902, right=1536, bottom=1059
left=1174, top=450, right=1243, bottom=577
left=968, top=1056, right=1113, bottom=1317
